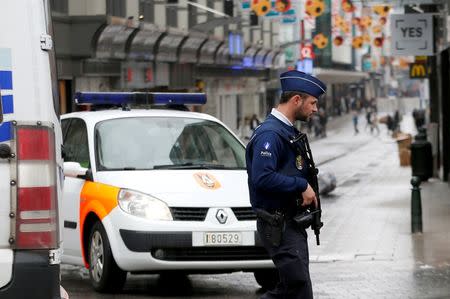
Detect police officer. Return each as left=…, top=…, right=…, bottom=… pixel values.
left=246, top=70, right=326, bottom=299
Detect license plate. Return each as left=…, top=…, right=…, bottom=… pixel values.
left=204, top=232, right=242, bottom=246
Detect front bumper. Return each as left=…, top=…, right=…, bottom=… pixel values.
left=120, top=229, right=269, bottom=262
left=103, top=207, right=274, bottom=272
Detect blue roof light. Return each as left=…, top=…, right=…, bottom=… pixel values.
left=74, top=92, right=207, bottom=106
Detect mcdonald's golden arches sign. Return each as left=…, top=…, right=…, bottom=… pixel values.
left=409, top=63, right=427, bottom=79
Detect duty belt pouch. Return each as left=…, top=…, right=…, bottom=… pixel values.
left=256, top=209, right=285, bottom=247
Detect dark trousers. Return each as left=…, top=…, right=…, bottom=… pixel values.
left=257, top=219, right=313, bottom=299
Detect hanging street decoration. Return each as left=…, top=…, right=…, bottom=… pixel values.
left=333, top=36, right=344, bottom=46
left=372, top=25, right=382, bottom=34
left=373, top=36, right=384, bottom=48
left=305, top=0, right=326, bottom=17
left=341, top=0, right=355, bottom=13
left=274, top=0, right=291, bottom=13
left=251, top=0, right=272, bottom=16
left=359, top=16, right=372, bottom=31
left=372, top=5, right=391, bottom=17
left=378, top=17, right=387, bottom=25
left=313, top=33, right=329, bottom=49
left=352, top=36, right=364, bottom=49
left=241, top=0, right=296, bottom=22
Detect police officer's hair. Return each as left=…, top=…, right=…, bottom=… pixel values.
left=279, top=91, right=308, bottom=104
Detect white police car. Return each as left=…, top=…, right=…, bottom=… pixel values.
left=60, top=92, right=276, bottom=292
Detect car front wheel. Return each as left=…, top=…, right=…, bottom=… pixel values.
left=254, top=269, right=279, bottom=291
left=88, top=221, right=127, bottom=293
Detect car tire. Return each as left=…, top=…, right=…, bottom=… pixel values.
left=88, top=221, right=127, bottom=293
left=254, top=269, right=279, bottom=291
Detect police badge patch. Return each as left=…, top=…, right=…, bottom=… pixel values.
left=260, top=141, right=272, bottom=157
left=296, top=155, right=303, bottom=170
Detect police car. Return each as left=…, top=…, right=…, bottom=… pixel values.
left=60, top=92, right=276, bottom=292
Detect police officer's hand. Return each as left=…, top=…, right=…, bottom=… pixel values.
left=301, top=184, right=318, bottom=207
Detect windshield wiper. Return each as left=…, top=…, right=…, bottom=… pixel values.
left=153, top=163, right=225, bottom=170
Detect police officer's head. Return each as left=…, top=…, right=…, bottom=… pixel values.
left=279, top=70, right=326, bottom=122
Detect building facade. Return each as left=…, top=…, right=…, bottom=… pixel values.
left=51, top=0, right=284, bottom=136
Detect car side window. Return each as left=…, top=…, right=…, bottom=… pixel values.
left=61, top=118, right=71, bottom=140
left=63, top=118, right=90, bottom=168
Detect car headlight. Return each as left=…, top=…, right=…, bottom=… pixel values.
left=117, top=189, right=173, bottom=221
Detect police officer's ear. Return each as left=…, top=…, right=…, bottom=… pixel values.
left=292, top=94, right=304, bottom=105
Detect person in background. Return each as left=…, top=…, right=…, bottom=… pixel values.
left=352, top=109, right=359, bottom=135
left=250, top=114, right=261, bottom=132
left=318, top=107, right=327, bottom=137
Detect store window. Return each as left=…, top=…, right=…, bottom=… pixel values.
left=139, top=0, right=154, bottom=23
left=166, top=5, right=177, bottom=27
left=106, top=0, right=126, bottom=17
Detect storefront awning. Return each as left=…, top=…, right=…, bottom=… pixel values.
left=313, top=68, right=369, bottom=84
left=128, top=23, right=164, bottom=61
left=230, top=53, right=244, bottom=65
left=254, top=49, right=269, bottom=68
left=243, top=46, right=257, bottom=67
left=198, top=39, right=222, bottom=65
left=179, top=32, right=208, bottom=64
left=96, top=18, right=138, bottom=60
left=215, top=44, right=230, bottom=65
left=155, top=28, right=187, bottom=63
left=264, top=50, right=277, bottom=68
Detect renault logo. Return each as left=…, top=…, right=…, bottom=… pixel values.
left=215, top=209, right=228, bottom=224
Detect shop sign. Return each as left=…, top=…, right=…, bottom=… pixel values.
left=409, top=63, right=428, bottom=79
left=391, top=14, right=434, bottom=56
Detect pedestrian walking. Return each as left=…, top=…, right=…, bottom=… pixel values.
left=239, top=116, right=252, bottom=141
left=365, top=107, right=372, bottom=131
left=318, top=107, right=327, bottom=137
left=369, top=110, right=380, bottom=135
left=352, top=110, right=359, bottom=134
left=311, top=113, right=322, bottom=137
left=250, top=114, right=261, bottom=131
left=246, top=70, right=326, bottom=299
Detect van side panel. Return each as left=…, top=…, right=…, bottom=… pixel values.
left=0, top=0, right=62, bottom=295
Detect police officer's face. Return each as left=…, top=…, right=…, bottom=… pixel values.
left=295, top=95, right=318, bottom=121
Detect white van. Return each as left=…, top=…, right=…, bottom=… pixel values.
left=0, top=1, right=63, bottom=298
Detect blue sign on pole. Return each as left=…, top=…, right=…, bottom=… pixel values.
left=296, top=59, right=313, bottom=74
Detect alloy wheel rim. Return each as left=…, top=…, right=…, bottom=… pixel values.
left=90, top=231, right=104, bottom=283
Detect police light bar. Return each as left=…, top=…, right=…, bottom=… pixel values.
left=74, top=92, right=207, bottom=106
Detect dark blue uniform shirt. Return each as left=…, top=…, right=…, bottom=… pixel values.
left=246, top=114, right=309, bottom=211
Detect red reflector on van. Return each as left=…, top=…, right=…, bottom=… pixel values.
left=18, top=187, right=54, bottom=211
left=16, top=231, right=57, bottom=249
left=16, top=186, right=57, bottom=249
left=17, top=127, right=53, bottom=160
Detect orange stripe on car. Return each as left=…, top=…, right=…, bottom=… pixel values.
left=79, top=181, right=120, bottom=267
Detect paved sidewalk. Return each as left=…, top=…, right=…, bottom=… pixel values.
left=305, top=112, right=450, bottom=298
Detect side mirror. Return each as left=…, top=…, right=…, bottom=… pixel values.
left=63, top=162, right=89, bottom=179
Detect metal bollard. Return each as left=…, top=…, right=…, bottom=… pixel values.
left=411, top=176, right=423, bottom=233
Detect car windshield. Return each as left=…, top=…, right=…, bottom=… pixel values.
left=95, top=117, right=246, bottom=170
